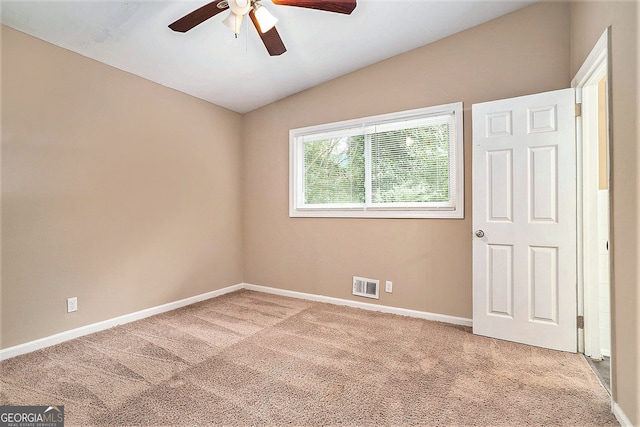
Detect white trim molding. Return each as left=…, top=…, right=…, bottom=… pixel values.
left=0, top=284, right=243, bottom=361
left=1, top=282, right=472, bottom=361
left=612, top=400, right=633, bottom=427
left=243, top=283, right=473, bottom=327
left=571, top=27, right=610, bottom=89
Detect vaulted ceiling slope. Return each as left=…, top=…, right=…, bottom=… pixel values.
left=1, top=0, right=536, bottom=113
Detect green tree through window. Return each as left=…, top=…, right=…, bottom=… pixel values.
left=304, top=135, right=365, bottom=204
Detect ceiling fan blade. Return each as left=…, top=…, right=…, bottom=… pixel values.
left=249, top=10, right=287, bottom=56
left=271, top=0, right=356, bottom=15
left=169, top=0, right=229, bottom=33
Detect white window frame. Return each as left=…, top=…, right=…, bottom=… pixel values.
left=289, top=102, right=464, bottom=219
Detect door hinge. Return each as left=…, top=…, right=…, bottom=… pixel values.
left=575, top=103, right=582, bottom=117
left=577, top=315, right=584, bottom=329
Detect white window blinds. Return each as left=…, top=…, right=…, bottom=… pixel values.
left=369, top=114, right=456, bottom=207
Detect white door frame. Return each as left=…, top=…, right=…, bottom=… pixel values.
left=571, top=26, right=611, bottom=364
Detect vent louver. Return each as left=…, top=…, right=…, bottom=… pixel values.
left=352, top=276, right=379, bottom=299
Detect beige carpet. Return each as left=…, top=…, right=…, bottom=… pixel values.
left=1, top=290, right=618, bottom=426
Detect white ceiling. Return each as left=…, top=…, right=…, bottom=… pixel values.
left=1, top=0, right=536, bottom=113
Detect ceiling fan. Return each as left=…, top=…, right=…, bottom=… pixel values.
left=169, top=0, right=357, bottom=56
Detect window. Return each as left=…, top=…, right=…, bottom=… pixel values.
left=289, top=102, right=464, bottom=218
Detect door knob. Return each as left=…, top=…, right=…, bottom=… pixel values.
left=475, top=230, right=485, bottom=238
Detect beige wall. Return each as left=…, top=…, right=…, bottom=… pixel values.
left=242, top=2, right=571, bottom=319
left=570, top=1, right=639, bottom=423
left=1, top=26, right=244, bottom=348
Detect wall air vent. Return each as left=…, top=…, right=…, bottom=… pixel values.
left=352, top=276, right=379, bottom=299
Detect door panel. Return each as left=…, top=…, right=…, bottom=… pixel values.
left=472, top=88, right=576, bottom=352
left=529, top=246, right=558, bottom=324
left=529, top=146, right=558, bottom=222
left=487, top=244, right=514, bottom=317
left=487, top=150, right=513, bottom=221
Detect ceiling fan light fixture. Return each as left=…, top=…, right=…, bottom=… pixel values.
left=228, top=0, right=251, bottom=15
left=222, top=11, right=244, bottom=35
left=252, top=4, right=277, bottom=33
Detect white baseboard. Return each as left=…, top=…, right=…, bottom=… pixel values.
left=612, top=400, right=634, bottom=427
left=243, top=283, right=473, bottom=327
left=1, top=282, right=472, bottom=361
left=0, top=283, right=244, bottom=361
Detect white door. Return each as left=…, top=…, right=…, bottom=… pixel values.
left=472, top=88, right=577, bottom=352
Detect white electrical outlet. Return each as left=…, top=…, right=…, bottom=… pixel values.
left=385, top=281, right=393, bottom=293
left=67, top=297, right=78, bottom=313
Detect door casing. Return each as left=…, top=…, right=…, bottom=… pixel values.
left=572, top=27, right=612, bottom=376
